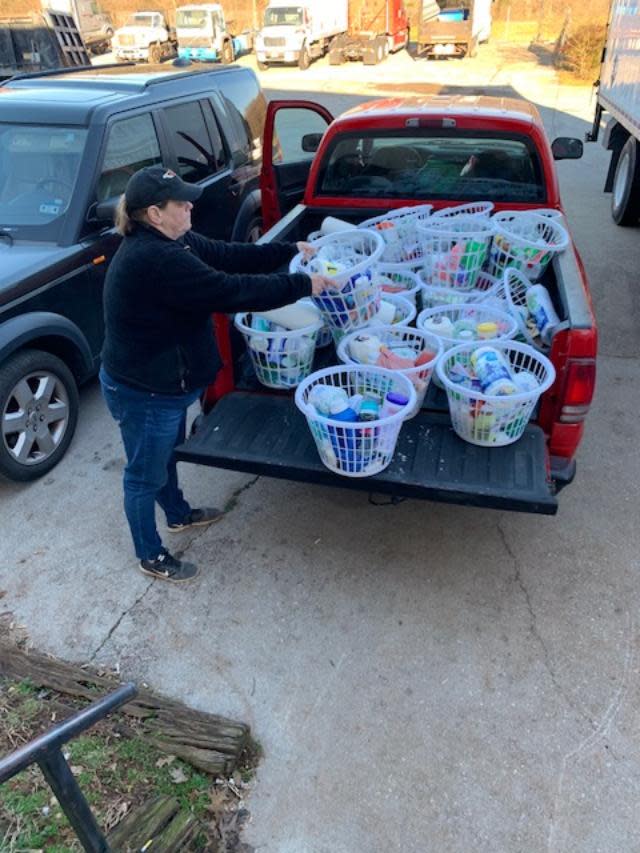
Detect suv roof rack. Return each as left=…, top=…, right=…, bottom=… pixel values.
left=1, top=63, right=135, bottom=85
left=1, top=62, right=237, bottom=89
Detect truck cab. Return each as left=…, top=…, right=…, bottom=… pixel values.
left=177, top=96, right=597, bottom=515
left=111, top=11, right=176, bottom=64
left=175, top=4, right=236, bottom=64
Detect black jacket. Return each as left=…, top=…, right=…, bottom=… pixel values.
left=102, top=225, right=311, bottom=394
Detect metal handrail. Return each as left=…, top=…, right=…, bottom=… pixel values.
left=0, top=682, right=137, bottom=853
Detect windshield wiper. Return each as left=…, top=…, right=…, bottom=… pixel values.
left=0, top=229, right=14, bottom=246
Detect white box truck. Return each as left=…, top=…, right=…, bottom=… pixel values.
left=587, top=0, right=640, bottom=225
left=255, top=0, right=348, bottom=70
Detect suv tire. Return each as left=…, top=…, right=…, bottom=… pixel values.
left=0, top=349, right=79, bottom=482
left=243, top=213, right=263, bottom=243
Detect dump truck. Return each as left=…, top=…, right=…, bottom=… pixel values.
left=0, top=7, right=90, bottom=81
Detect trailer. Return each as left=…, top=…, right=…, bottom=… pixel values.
left=416, top=0, right=491, bottom=59
left=327, top=0, right=409, bottom=65
left=586, top=0, right=640, bottom=225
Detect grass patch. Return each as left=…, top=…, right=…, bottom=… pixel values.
left=0, top=678, right=256, bottom=851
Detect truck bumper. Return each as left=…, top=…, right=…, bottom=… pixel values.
left=176, top=392, right=559, bottom=515
left=178, top=46, right=217, bottom=61
left=256, top=50, right=300, bottom=63
left=115, top=48, right=150, bottom=60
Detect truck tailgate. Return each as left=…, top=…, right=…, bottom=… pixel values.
left=176, top=393, right=557, bottom=514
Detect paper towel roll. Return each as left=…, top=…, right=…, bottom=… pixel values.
left=320, top=216, right=357, bottom=236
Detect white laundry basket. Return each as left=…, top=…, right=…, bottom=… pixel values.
left=487, top=211, right=569, bottom=281
left=373, top=266, right=423, bottom=305
left=418, top=271, right=501, bottom=309
left=298, top=297, right=333, bottom=348
left=235, top=312, right=321, bottom=388
left=416, top=302, right=518, bottom=351
left=359, top=204, right=433, bottom=264
left=368, top=293, right=417, bottom=327
left=290, top=230, right=384, bottom=334
left=295, top=365, right=416, bottom=477
left=436, top=341, right=556, bottom=446
left=417, top=214, right=495, bottom=290
left=337, top=325, right=443, bottom=416
left=431, top=201, right=494, bottom=220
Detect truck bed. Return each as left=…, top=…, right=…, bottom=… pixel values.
left=173, top=204, right=591, bottom=512
left=176, top=392, right=557, bottom=513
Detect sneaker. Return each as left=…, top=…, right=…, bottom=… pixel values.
left=139, top=549, right=199, bottom=583
left=167, top=507, right=223, bottom=533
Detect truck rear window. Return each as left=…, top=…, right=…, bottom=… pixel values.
left=316, top=132, right=546, bottom=204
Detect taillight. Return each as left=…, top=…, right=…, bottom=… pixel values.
left=558, top=359, right=596, bottom=423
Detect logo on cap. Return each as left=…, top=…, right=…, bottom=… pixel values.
left=162, top=169, right=177, bottom=180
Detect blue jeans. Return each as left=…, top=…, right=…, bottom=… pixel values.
left=100, top=368, right=201, bottom=560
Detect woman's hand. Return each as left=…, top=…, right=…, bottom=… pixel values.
left=297, top=241, right=317, bottom=260
left=310, top=274, right=339, bottom=296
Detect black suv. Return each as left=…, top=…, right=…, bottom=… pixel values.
left=0, top=63, right=268, bottom=481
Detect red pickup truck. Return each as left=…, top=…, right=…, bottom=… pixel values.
left=177, top=95, right=597, bottom=515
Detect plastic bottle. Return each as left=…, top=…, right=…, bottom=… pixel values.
left=476, top=321, right=499, bottom=340
left=470, top=346, right=518, bottom=396
left=381, top=391, right=410, bottom=418
left=526, top=284, right=560, bottom=344
left=359, top=394, right=381, bottom=422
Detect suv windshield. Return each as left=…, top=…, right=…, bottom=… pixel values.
left=0, top=123, right=87, bottom=240
left=264, top=7, right=304, bottom=25
left=317, top=132, right=546, bottom=204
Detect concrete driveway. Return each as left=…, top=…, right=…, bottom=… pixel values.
left=3, top=44, right=640, bottom=852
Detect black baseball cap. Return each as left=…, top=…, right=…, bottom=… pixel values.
left=125, top=165, right=203, bottom=212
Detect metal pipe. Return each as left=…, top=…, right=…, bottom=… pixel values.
left=0, top=683, right=137, bottom=782
left=38, top=748, right=111, bottom=853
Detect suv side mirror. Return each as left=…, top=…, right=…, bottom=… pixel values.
left=301, top=132, right=323, bottom=153
left=551, top=137, right=583, bottom=160
left=86, top=199, right=118, bottom=225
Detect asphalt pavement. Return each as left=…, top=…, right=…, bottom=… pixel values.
left=2, top=44, right=640, bottom=852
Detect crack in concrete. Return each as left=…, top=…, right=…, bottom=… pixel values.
left=173, top=476, right=261, bottom=560
left=598, top=351, right=640, bottom=361
left=223, top=475, right=261, bottom=514
left=496, top=518, right=590, bottom=722
left=90, top=580, right=154, bottom=662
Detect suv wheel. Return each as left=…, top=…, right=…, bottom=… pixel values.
left=243, top=214, right=263, bottom=243
left=0, top=350, right=79, bottom=482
